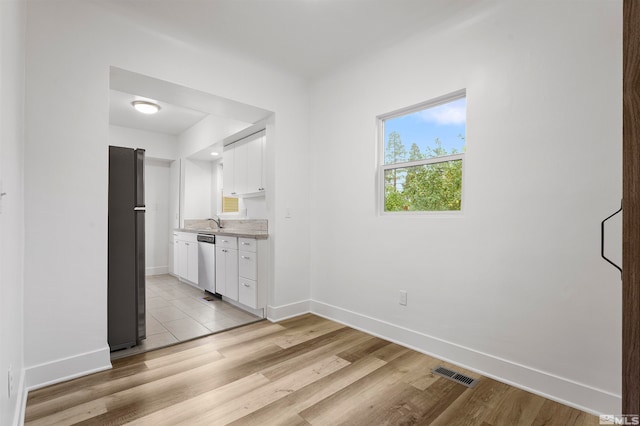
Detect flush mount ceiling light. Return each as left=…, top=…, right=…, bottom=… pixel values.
left=210, top=152, right=220, bottom=156
left=132, top=100, right=161, bottom=114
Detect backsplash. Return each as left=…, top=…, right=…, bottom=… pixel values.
left=183, top=219, right=268, bottom=234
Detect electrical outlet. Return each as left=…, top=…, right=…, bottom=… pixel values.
left=7, top=365, right=13, bottom=399
left=399, top=290, right=407, bottom=306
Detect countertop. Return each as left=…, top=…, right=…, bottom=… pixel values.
left=175, top=228, right=269, bottom=240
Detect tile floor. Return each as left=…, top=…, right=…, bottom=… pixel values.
left=110, top=274, right=262, bottom=360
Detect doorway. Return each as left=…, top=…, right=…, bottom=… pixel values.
left=108, top=67, right=273, bottom=359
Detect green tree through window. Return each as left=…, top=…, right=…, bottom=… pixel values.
left=381, top=92, right=465, bottom=212
left=384, top=131, right=407, bottom=193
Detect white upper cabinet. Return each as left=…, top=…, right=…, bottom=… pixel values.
left=224, top=145, right=237, bottom=196
left=223, top=129, right=265, bottom=197
left=234, top=140, right=249, bottom=195
left=246, top=133, right=265, bottom=194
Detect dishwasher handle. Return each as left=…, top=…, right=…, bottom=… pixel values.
left=197, top=234, right=216, bottom=244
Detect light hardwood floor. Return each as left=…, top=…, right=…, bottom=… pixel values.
left=25, top=314, right=599, bottom=425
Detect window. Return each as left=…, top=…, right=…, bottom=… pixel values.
left=379, top=90, right=466, bottom=213
left=222, top=196, right=239, bottom=213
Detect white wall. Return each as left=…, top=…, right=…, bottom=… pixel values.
left=109, top=124, right=178, bottom=161
left=24, top=0, right=310, bottom=389
left=309, top=0, right=621, bottom=415
left=183, top=159, right=214, bottom=220
left=244, top=197, right=268, bottom=219
left=178, top=114, right=249, bottom=159
left=169, top=159, right=180, bottom=230
left=0, top=0, right=26, bottom=424
left=145, top=159, right=171, bottom=275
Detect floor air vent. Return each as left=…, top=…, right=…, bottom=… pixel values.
left=432, top=366, right=478, bottom=388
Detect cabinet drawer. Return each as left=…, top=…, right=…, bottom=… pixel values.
left=238, top=238, right=256, bottom=252
left=216, top=236, right=237, bottom=249
left=238, top=250, right=257, bottom=280
left=175, top=231, right=197, bottom=243
left=239, top=278, right=257, bottom=309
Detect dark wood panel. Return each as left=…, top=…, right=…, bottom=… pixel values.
left=25, top=314, right=599, bottom=425
left=624, top=0, right=640, bottom=417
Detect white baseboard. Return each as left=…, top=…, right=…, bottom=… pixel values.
left=310, top=300, right=621, bottom=416
left=267, top=299, right=311, bottom=322
left=146, top=266, right=168, bottom=276
left=24, top=346, right=112, bottom=392
left=221, top=296, right=265, bottom=318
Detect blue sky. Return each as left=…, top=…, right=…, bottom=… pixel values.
left=385, top=97, right=466, bottom=160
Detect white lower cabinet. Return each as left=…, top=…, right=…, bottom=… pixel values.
left=215, top=237, right=238, bottom=301
left=175, top=232, right=199, bottom=284
left=174, top=232, right=267, bottom=312
left=239, top=278, right=257, bottom=308
left=187, top=241, right=198, bottom=283
left=237, top=237, right=266, bottom=310
left=239, top=250, right=257, bottom=281
left=172, top=233, right=179, bottom=275
left=178, top=241, right=189, bottom=279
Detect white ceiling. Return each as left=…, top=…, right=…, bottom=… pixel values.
left=94, top=0, right=485, bottom=79
left=109, top=89, right=208, bottom=135
left=106, top=1, right=487, bottom=149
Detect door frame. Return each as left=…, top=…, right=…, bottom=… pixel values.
left=623, top=0, right=640, bottom=417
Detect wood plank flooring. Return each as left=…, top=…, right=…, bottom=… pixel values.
left=25, top=314, right=599, bottom=425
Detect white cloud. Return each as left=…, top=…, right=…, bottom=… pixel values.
left=417, top=101, right=466, bottom=125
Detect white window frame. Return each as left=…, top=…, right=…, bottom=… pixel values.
left=377, top=89, right=466, bottom=215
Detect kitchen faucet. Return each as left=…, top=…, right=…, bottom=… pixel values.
left=208, top=217, right=223, bottom=229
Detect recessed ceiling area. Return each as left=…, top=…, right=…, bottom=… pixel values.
left=109, top=68, right=272, bottom=159
left=110, top=89, right=208, bottom=135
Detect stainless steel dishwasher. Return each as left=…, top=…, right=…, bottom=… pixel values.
left=197, top=234, right=215, bottom=293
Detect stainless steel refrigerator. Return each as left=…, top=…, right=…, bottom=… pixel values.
left=108, top=146, right=146, bottom=351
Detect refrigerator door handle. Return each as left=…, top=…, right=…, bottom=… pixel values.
left=134, top=207, right=146, bottom=211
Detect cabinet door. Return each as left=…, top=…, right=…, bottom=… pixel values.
left=187, top=241, right=199, bottom=283
left=239, top=250, right=257, bottom=281
left=172, top=235, right=179, bottom=274
left=234, top=141, right=248, bottom=195
left=215, top=245, right=226, bottom=296
left=225, top=248, right=239, bottom=301
left=239, top=278, right=257, bottom=309
left=224, top=146, right=236, bottom=196
left=238, top=237, right=256, bottom=252
left=178, top=241, right=189, bottom=280
left=216, top=236, right=238, bottom=250
left=246, top=134, right=264, bottom=193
